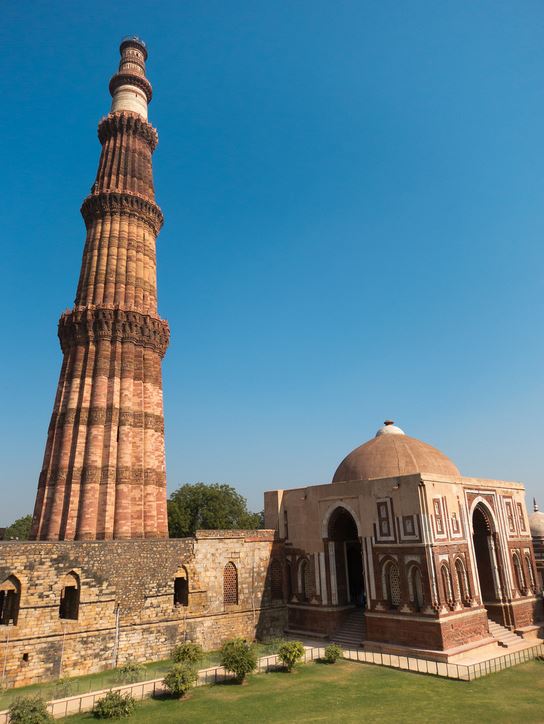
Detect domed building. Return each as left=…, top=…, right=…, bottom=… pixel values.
left=265, top=421, right=542, bottom=659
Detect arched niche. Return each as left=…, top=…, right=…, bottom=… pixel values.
left=174, top=566, right=189, bottom=607
left=59, top=571, right=80, bottom=620
left=0, top=575, right=21, bottom=626
left=326, top=506, right=365, bottom=607
left=471, top=502, right=502, bottom=605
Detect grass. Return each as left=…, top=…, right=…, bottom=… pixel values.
left=0, top=639, right=285, bottom=710
left=62, top=658, right=544, bottom=723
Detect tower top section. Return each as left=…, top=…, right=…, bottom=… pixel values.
left=109, top=36, right=152, bottom=119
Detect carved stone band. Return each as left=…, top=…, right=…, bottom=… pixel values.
left=109, top=72, right=153, bottom=102
left=81, top=191, right=164, bottom=234
left=58, top=306, right=170, bottom=358
left=98, top=112, right=158, bottom=151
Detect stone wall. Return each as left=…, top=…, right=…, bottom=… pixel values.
left=0, top=531, right=287, bottom=687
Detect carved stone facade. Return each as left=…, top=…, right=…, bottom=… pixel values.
left=31, top=37, right=169, bottom=541
left=265, top=423, right=543, bottom=657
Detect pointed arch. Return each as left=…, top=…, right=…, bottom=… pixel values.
left=440, top=563, right=454, bottom=606
left=285, top=559, right=293, bottom=601
left=469, top=498, right=499, bottom=534
left=298, top=558, right=313, bottom=602
left=512, top=552, right=525, bottom=594
left=407, top=564, right=424, bottom=611
left=321, top=502, right=362, bottom=540
left=59, top=571, right=80, bottom=620
left=0, top=575, right=21, bottom=626
left=525, top=554, right=536, bottom=592
left=270, top=558, right=284, bottom=601
left=455, top=557, right=470, bottom=606
left=174, top=566, right=189, bottom=607
left=223, top=562, right=238, bottom=606
left=382, top=560, right=401, bottom=609
left=471, top=499, right=502, bottom=604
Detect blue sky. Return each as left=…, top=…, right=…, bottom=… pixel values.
left=1, top=1, right=543, bottom=524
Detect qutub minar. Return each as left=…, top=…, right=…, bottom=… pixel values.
left=31, top=37, right=169, bottom=541
left=0, top=38, right=542, bottom=691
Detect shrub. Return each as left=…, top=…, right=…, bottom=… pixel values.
left=277, top=641, right=305, bottom=672
left=53, top=676, right=75, bottom=698
left=117, top=660, right=145, bottom=684
left=219, top=638, right=258, bottom=683
left=172, top=642, right=203, bottom=667
left=162, top=662, right=198, bottom=698
left=8, top=696, right=53, bottom=724
left=93, top=690, right=135, bottom=719
left=323, top=643, right=343, bottom=664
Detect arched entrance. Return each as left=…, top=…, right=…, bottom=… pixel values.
left=328, top=507, right=365, bottom=607
left=472, top=504, right=502, bottom=609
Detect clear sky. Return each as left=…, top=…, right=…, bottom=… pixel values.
left=1, top=1, right=543, bottom=525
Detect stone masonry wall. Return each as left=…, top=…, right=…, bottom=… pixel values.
left=0, top=531, right=287, bottom=687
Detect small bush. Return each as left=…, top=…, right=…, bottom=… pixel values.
left=116, top=660, right=145, bottom=684
left=277, top=641, right=305, bottom=672
left=172, top=642, right=203, bottom=667
left=162, top=662, right=198, bottom=698
left=8, top=696, right=53, bottom=724
left=93, top=690, right=135, bottom=719
left=323, top=643, right=343, bottom=664
left=53, top=676, right=75, bottom=698
left=219, top=638, right=258, bottom=683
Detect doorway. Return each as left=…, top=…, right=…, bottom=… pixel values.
left=328, top=507, right=365, bottom=607
left=472, top=504, right=501, bottom=607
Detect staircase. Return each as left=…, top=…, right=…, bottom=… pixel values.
left=331, top=608, right=366, bottom=649
left=488, top=619, right=523, bottom=648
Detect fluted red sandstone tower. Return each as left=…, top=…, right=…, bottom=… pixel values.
left=31, top=37, right=169, bottom=540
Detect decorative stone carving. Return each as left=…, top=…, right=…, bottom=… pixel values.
left=80, top=191, right=163, bottom=234
left=58, top=306, right=170, bottom=358
left=109, top=72, right=152, bottom=102
left=98, top=112, right=158, bottom=150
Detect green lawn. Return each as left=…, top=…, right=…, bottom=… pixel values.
left=0, top=640, right=283, bottom=710
left=63, top=659, right=544, bottom=723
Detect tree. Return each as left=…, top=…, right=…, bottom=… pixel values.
left=162, top=662, right=198, bottom=698
left=219, top=638, right=257, bottom=683
left=92, top=690, right=135, bottom=719
left=167, top=483, right=261, bottom=538
left=172, top=642, right=203, bottom=667
left=8, top=696, right=53, bottom=724
left=4, top=515, right=33, bottom=540
left=277, top=641, right=305, bottom=672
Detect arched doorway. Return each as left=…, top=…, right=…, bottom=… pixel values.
left=472, top=504, right=501, bottom=608
left=328, top=507, right=365, bottom=607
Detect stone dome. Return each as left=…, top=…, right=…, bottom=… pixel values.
left=529, top=500, right=544, bottom=538
left=332, top=421, right=460, bottom=483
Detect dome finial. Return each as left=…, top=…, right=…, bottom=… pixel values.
left=376, top=420, right=405, bottom=437
left=534, top=498, right=539, bottom=513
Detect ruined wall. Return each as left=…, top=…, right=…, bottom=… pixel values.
left=0, top=531, right=287, bottom=687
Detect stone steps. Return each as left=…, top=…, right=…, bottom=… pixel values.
left=331, top=609, right=366, bottom=648
left=488, top=620, right=524, bottom=648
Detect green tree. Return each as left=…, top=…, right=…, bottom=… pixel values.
left=277, top=641, right=306, bottom=672
left=8, top=696, right=53, bottom=723
left=219, top=638, right=258, bottom=683
left=162, top=662, right=198, bottom=698
left=4, top=514, right=33, bottom=540
left=172, top=642, right=203, bottom=666
left=167, top=483, right=261, bottom=538
left=92, top=690, right=135, bottom=719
